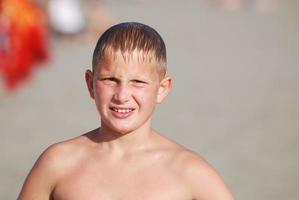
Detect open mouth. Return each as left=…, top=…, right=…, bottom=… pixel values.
left=109, top=107, right=136, bottom=118
left=110, top=107, right=135, bottom=113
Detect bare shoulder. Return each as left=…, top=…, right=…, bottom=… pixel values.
left=35, top=131, right=93, bottom=170
left=171, top=147, right=235, bottom=200
left=34, top=129, right=98, bottom=174
left=18, top=130, right=96, bottom=200
left=154, top=133, right=234, bottom=200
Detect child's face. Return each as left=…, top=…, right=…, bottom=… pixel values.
left=86, top=50, right=171, bottom=134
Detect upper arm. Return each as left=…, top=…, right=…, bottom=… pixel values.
left=18, top=145, right=62, bottom=200
left=181, top=152, right=235, bottom=200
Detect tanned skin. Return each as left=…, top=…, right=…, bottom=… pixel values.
left=18, top=50, right=234, bottom=200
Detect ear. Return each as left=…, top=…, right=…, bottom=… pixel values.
left=157, top=76, right=173, bottom=104
left=85, top=69, right=95, bottom=99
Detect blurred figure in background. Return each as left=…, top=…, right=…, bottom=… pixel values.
left=0, top=0, right=113, bottom=92
left=47, top=0, right=114, bottom=40
left=47, top=0, right=86, bottom=35
left=209, top=0, right=282, bottom=12
left=0, top=0, right=49, bottom=91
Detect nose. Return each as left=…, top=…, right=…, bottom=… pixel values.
left=113, top=83, right=130, bottom=103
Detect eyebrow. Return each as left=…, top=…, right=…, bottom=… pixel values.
left=98, top=74, right=154, bottom=83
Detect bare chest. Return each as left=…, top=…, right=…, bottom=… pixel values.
left=53, top=161, right=191, bottom=200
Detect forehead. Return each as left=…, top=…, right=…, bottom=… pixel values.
left=98, top=50, right=161, bottom=77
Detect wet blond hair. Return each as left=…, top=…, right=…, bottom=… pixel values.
left=92, top=22, right=167, bottom=77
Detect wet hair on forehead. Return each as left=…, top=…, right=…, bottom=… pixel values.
left=92, top=22, right=167, bottom=76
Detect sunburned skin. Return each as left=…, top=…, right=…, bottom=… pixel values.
left=20, top=128, right=233, bottom=200
left=50, top=129, right=195, bottom=200
left=18, top=49, right=234, bottom=200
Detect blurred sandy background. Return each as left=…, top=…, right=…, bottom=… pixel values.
left=1, top=0, right=299, bottom=199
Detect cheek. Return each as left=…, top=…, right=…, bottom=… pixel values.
left=133, top=87, right=158, bottom=103
left=94, top=82, right=113, bottom=102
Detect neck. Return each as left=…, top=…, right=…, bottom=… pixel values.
left=96, top=121, right=155, bottom=153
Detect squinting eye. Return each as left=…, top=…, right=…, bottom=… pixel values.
left=132, top=80, right=147, bottom=87
left=101, top=77, right=118, bottom=84
left=133, top=80, right=144, bottom=83
left=102, top=77, right=116, bottom=82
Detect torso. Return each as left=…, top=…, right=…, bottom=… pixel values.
left=51, top=131, right=193, bottom=200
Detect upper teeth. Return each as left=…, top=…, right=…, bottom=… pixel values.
left=113, top=108, right=132, bottom=113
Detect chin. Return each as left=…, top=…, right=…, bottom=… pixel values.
left=101, top=121, right=134, bottom=135
left=113, top=125, right=136, bottom=135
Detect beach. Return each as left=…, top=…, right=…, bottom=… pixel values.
left=1, top=0, right=299, bottom=199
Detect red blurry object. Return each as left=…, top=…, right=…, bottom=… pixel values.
left=0, top=0, right=49, bottom=91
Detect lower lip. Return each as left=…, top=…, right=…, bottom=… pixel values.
left=110, top=109, right=135, bottom=119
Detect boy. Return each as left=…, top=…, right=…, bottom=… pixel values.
left=18, top=22, right=234, bottom=200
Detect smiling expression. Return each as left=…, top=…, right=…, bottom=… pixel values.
left=86, top=50, right=171, bottom=135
